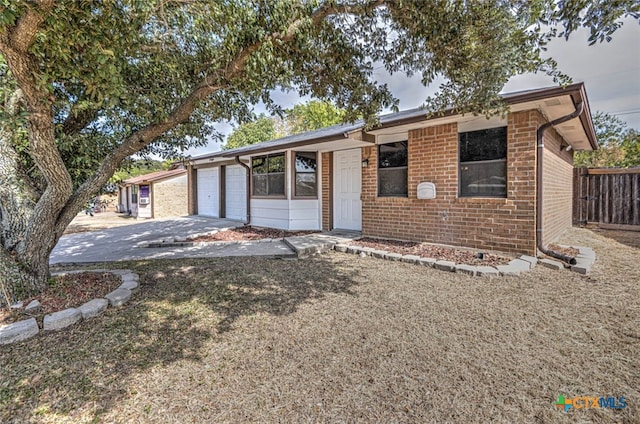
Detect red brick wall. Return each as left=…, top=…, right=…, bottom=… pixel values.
left=361, top=110, right=541, bottom=255
left=542, top=126, right=574, bottom=245
left=321, top=152, right=332, bottom=231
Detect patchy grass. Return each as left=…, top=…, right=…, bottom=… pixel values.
left=1, top=227, right=638, bottom=423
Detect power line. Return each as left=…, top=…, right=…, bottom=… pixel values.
left=610, top=108, right=640, bottom=116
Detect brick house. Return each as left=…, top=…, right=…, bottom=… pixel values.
left=118, top=168, right=188, bottom=219
left=188, top=83, right=597, bottom=256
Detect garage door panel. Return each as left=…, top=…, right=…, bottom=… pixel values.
left=225, top=165, right=246, bottom=221
left=197, top=168, right=219, bottom=217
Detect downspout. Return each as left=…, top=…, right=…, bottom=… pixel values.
left=235, top=156, right=251, bottom=225
left=536, top=101, right=583, bottom=265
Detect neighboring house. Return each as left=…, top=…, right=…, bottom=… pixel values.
left=118, top=167, right=188, bottom=219
left=188, top=83, right=597, bottom=256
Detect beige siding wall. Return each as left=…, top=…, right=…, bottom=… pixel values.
left=542, top=127, right=574, bottom=245
left=152, top=175, right=188, bottom=218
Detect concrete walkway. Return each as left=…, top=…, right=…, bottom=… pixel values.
left=50, top=216, right=359, bottom=265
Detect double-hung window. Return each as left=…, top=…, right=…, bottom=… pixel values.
left=294, top=152, right=317, bottom=197
left=252, top=153, right=285, bottom=196
left=378, top=141, right=408, bottom=197
left=458, top=127, right=507, bottom=198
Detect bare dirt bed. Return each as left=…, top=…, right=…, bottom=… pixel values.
left=352, top=237, right=512, bottom=266
left=1, top=272, right=121, bottom=325
left=189, top=226, right=318, bottom=242
left=1, top=227, right=638, bottom=423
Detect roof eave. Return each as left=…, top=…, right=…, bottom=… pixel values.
left=370, top=82, right=598, bottom=151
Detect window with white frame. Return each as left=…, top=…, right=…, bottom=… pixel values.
left=252, top=153, right=286, bottom=196
left=294, top=152, right=317, bottom=197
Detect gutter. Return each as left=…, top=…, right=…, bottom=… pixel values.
left=235, top=156, right=251, bottom=225
left=536, top=101, right=584, bottom=265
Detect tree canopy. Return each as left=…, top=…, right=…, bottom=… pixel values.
left=223, top=114, right=279, bottom=150
left=223, top=101, right=346, bottom=149
left=575, top=112, right=640, bottom=168
left=285, top=100, right=346, bottom=134
left=1, top=0, right=639, bottom=298
left=110, top=159, right=173, bottom=183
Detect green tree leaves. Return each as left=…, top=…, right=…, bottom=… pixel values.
left=222, top=101, right=346, bottom=149
left=286, top=101, right=346, bottom=134
left=224, top=115, right=278, bottom=150
left=575, top=112, right=640, bottom=168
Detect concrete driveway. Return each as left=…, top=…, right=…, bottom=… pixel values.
left=50, top=216, right=295, bottom=265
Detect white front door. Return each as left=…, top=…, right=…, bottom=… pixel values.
left=333, top=149, right=362, bottom=231
left=197, top=168, right=220, bottom=217
left=225, top=165, right=247, bottom=221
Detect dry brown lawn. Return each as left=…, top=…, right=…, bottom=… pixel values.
left=1, top=227, right=638, bottom=423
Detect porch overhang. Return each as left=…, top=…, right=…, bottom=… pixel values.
left=191, top=129, right=374, bottom=165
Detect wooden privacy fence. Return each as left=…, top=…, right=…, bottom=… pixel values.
left=573, top=167, right=640, bottom=229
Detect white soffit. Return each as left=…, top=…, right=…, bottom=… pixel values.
left=366, top=115, right=456, bottom=135
left=510, top=95, right=591, bottom=151
left=367, top=113, right=508, bottom=137
left=313, top=138, right=373, bottom=152
left=376, top=131, right=409, bottom=143
left=457, top=115, right=508, bottom=132
left=192, top=157, right=223, bottom=166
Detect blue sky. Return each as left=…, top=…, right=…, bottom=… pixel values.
left=187, top=18, right=639, bottom=156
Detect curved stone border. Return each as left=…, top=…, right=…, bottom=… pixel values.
left=0, top=269, right=139, bottom=346
left=334, top=243, right=538, bottom=278
left=336, top=243, right=597, bottom=277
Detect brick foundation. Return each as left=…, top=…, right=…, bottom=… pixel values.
left=321, top=152, right=332, bottom=231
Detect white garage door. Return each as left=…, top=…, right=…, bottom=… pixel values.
left=225, top=165, right=247, bottom=221
left=197, top=168, right=219, bottom=217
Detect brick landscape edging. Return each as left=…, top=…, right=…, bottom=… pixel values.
left=0, top=269, right=139, bottom=346
left=333, top=244, right=597, bottom=277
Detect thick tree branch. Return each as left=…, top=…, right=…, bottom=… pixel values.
left=0, top=1, right=71, bottom=195
left=54, top=0, right=388, bottom=235
left=6, top=0, right=54, bottom=53
left=60, top=107, right=99, bottom=136
left=0, top=0, right=73, bottom=267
